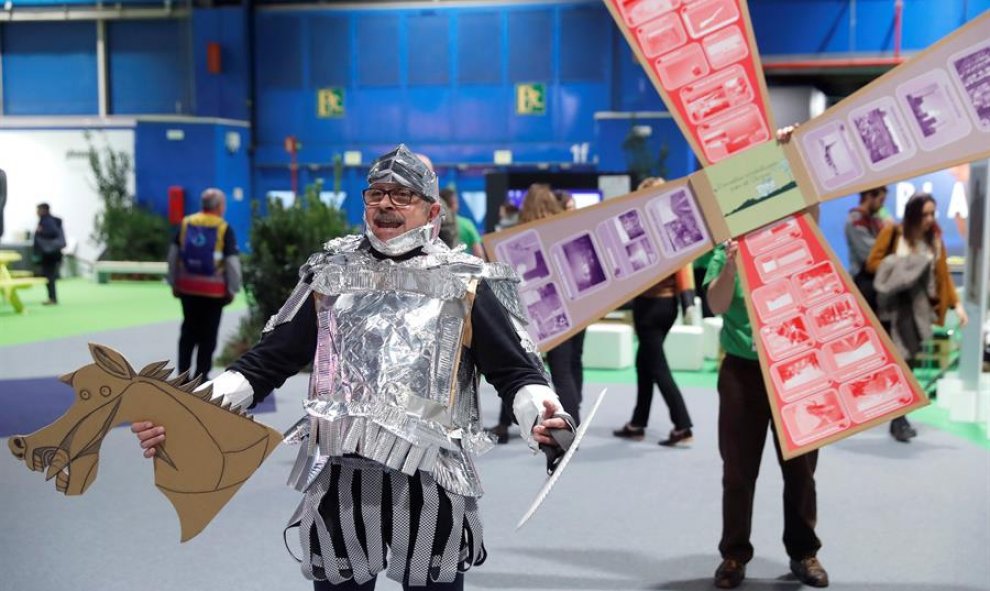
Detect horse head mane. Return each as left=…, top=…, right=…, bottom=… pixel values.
left=135, top=360, right=253, bottom=419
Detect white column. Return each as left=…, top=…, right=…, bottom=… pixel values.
left=96, top=19, right=108, bottom=117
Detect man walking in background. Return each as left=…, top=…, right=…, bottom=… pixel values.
left=167, top=188, right=241, bottom=380
left=33, top=203, right=65, bottom=305
left=845, top=185, right=891, bottom=311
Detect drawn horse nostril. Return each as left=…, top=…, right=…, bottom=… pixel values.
left=11, top=437, right=25, bottom=449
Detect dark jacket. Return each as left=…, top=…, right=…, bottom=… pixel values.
left=33, top=214, right=65, bottom=260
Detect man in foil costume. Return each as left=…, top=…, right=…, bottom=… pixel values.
left=133, top=144, right=575, bottom=590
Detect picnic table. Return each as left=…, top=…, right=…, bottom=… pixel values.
left=0, top=250, right=47, bottom=313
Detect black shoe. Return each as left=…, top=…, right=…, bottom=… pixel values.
left=714, top=558, right=746, bottom=589
left=790, top=556, right=830, bottom=588
left=42, top=299, right=58, bottom=306
left=890, top=420, right=916, bottom=443
left=659, top=428, right=693, bottom=447
left=612, top=423, right=645, bottom=440
left=488, top=424, right=510, bottom=445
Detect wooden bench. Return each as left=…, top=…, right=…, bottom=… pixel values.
left=94, top=261, right=169, bottom=284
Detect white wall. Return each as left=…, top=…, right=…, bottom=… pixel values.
left=0, top=129, right=136, bottom=264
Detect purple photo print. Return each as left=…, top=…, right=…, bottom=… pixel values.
left=801, top=121, right=865, bottom=192
left=596, top=208, right=659, bottom=278
left=896, top=69, right=972, bottom=151
left=646, top=187, right=708, bottom=257
left=551, top=232, right=610, bottom=300
left=848, top=97, right=917, bottom=171
left=495, top=229, right=551, bottom=287
left=519, top=282, right=572, bottom=342
left=948, top=38, right=990, bottom=132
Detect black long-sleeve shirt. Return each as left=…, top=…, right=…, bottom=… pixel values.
left=230, top=270, right=548, bottom=408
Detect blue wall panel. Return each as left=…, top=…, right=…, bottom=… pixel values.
left=559, top=5, right=610, bottom=82
left=749, top=0, right=990, bottom=55
left=135, top=121, right=252, bottom=252
left=211, top=125, right=253, bottom=251
left=456, top=11, right=503, bottom=85
left=193, top=7, right=250, bottom=120
left=135, top=122, right=216, bottom=215
left=407, top=13, right=451, bottom=86
left=108, top=20, right=192, bottom=114
left=256, top=89, right=309, bottom=145
left=343, top=88, right=407, bottom=143
left=452, top=86, right=511, bottom=143
left=750, top=0, right=851, bottom=54
left=558, top=83, right=609, bottom=142
left=309, top=14, right=350, bottom=88
left=355, top=14, right=401, bottom=87
left=256, top=15, right=303, bottom=89
left=405, top=87, right=454, bottom=142
left=507, top=9, right=553, bottom=83
left=1, top=22, right=97, bottom=115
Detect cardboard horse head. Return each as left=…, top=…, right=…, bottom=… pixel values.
left=7, top=343, right=283, bottom=541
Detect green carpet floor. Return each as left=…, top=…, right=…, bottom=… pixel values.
left=0, top=278, right=247, bottom=347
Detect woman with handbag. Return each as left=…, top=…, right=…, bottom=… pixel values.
left=865, top=192, right=968, bottom=442
left=613, top=177, right=695, bottom=447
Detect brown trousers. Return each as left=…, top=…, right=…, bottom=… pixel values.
left=717, top=354, right=822, bottom=562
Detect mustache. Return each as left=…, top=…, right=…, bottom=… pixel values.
left=373, top=212, right=404, bottom=225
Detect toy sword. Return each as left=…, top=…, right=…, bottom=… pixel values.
left=516, top=387, right=607, bottom=530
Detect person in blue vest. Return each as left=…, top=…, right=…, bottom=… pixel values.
left=167, top=188, right=241, bottom=380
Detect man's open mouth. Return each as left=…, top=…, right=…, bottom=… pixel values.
left=374, top=216, right=404, bottom=229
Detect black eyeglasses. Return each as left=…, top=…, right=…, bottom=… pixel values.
left=362, top=187, right=420, bottom=207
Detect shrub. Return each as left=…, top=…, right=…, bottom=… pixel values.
left=86, top=133, right=171, bottom=262
left=218, top=181, right=353, bottom=365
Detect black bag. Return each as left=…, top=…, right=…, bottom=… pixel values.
left=36, top=228, right=65, bottom=255
left=854, top=226, right=899, bottom=313
left=854, top=269, right=879, bottom=312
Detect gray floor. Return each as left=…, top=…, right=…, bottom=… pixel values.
left=1, top=314, right=989, bottom=591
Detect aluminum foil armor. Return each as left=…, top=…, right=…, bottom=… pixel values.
left=281, top=235, right=527, bottom=498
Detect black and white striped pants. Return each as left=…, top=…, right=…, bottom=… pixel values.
left=296, top=460, right=485, bottom=589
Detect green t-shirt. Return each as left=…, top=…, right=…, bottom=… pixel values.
left=693, top=249, right=715, bottom=271
left=703, top=245, right=758, bottom=360
left=457, top=216, right=481, bottom=250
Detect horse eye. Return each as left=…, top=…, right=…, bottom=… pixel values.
left=100, top=386, right=112, bottom=397
left=80, top=390, right=91, bottom=400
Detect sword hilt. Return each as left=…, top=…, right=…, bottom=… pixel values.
left=539, top=412, right=576, bottom=474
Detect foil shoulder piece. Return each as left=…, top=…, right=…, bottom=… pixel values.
left=487, top=277, right=528, bottom=324
left=479, top=261, right=519, bottom=282
left=408, top=247, right=518, bottom=283
left=298, top=235, right=365, bottom=278
left=322, top=234, right=365, bottom=255
left=263, top=278, right=314, bottom=334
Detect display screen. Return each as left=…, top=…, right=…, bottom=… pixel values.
left=507, top=189, right=602, bottom=209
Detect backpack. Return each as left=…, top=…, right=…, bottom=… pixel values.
left=181, top=223, right=221, bottom=276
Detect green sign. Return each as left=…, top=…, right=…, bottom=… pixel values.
left=317, top=88, right=345, bottom=118
left=515, top=83, right=546, bottom=115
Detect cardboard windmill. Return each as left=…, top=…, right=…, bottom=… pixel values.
left=483, top=2, right=990, bottom=458
left=7, top=344, right=283, bottom=541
